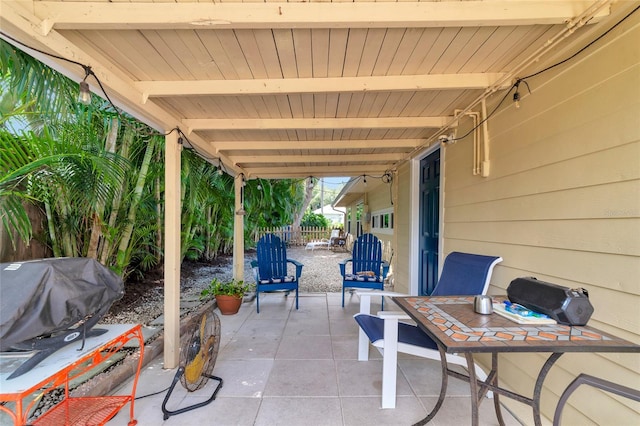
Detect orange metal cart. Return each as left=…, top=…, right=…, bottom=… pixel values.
left=0, top=324, right=144, bottom=426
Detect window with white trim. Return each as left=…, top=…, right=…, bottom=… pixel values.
left=371, top=208, right=394, bottom=235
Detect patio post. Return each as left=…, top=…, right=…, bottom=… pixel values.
left=233, top=174, right=245, bottom=281
left=163, top=131, right=181, bottom=368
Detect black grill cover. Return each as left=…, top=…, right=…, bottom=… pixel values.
left=0, top=257, right=124, bottom=351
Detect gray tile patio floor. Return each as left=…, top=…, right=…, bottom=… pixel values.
left=108, top=292, right=523, bottom=426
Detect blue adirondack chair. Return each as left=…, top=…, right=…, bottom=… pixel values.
left=353, top=251, right=503, bottom=408
left=339, top=233, right=390, bottom=307
left=251, top=234, right=303, bottom=313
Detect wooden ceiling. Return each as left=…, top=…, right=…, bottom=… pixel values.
left=1, top=0, right=620, bottom=179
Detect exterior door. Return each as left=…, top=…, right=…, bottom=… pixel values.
left=419, top=150, right=440, bottom=295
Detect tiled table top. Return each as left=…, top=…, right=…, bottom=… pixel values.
left=393, top=296, right=640, bottom=354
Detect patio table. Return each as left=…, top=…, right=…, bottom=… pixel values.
left=393, top=296, right=640, bottom=426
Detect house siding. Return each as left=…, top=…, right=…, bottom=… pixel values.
left=366, top=185, right=393, bottom=246
left=394, top=163, right=412, bottom=295
left=440, top=14, right=640, bottom=425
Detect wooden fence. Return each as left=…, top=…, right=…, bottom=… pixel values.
left=254, top=226, right=332, bottom=246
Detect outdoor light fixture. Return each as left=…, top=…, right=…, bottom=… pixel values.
left=363, top=175, right=367, bottom=187
left=77, top=66, right=92, bottom=105
left=78, top=80, right=91, bottom=105
left=307, top=177, right=314, bottom=189
left=512, top=78, right=529, bottom=110
left=236, top=174, right=247, bottom=215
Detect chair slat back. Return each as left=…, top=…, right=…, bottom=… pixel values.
left=256, top=234, right=288, bottom=279
left=431, top=252, right=502, bottom=296
left=351, top=234, right=383, bottom=274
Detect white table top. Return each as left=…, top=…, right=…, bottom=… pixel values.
left=0, top=324, right=139, bottom=395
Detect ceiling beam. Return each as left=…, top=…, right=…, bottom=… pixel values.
left=138, top=74, right=508, bottom=99
left=34, top=1, right=609, bottom=31
left=230, top=153, right=405, bottom=165
left=209, top=139, right=423, bottom=153
left=185, top=117, right=451, bottom=132
left=246, top=165, right=391, bottom=179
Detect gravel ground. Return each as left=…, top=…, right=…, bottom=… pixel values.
left=103, top=246, right=351, bottom=325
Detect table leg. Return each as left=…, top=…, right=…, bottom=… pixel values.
left=411, top=345, right=449, bottom=426
left=464, top=352, right=507, bottom=426
left=128, top=326, right=145, bottom=426
left=491, top=352, right=506, bottom=426
left=533, top=353, right=563, bottom=426
left=465, top=353, right=480, bottom=426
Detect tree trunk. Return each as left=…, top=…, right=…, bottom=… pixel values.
left=114, top=137, right=157, bottom=275
left=44, top=201, right=61, bottom=258
left=100, top=127, right=132, bottom=265
left=87, top=117, right=119, bottom=259
left=155, top=149, right=163, bottom=264
left=292, top=177, right=314, bottom=229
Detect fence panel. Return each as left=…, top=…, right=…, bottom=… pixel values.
left=255, top=227, right=332, bottom=246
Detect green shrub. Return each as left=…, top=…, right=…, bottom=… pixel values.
left=300, top=212, right=329, bottom=228
left=200, top=278, right=252, bottom=299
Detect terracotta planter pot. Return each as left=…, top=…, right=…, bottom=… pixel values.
left=215, top=294, right=243, bottom=315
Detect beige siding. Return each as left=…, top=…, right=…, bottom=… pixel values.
left=366, top=183, right=392, bottom=245
left=394, top=163, right=412, bottom=294
left=441, top=14, right=640, bottom=425
left=365, top=179, right=395, bottom=271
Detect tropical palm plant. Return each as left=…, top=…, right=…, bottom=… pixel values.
left=1, top=39, right=308, bottom=278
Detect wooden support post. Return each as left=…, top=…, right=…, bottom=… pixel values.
left=163, top=132, right=180, bottom=369
left=233, top=175, right=245, bottom=281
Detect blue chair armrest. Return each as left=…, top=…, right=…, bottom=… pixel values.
left=287, top=258, right=304, bottom=278
left=381, top=261, right=390, bottom=279
left=339, top=258, right=352, bottom=276
left=250, top=260, right=259, bottom=282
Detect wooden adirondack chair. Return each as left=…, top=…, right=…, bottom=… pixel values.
left=251, top=234, right=303, bottom=313
left=339, top=233, right=390, bottom=307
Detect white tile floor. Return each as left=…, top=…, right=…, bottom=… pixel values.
left=108, top=292, right=523, bottom=426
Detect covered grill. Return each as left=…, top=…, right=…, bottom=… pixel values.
left=0, top=258, right=124, bottom=379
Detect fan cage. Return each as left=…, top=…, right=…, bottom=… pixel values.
left=179, top=310, right=221, bottom=392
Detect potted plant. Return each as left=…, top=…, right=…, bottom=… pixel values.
left=201, top=278, right=251, bottom=315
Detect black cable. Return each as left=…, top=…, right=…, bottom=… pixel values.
left=450, top=82, right=515, bottom=142
left=176, top=128, right=229, bottom=175
left=445, top=5, right=639, bottom=144
left=1, top=30, right=176, bottom=138
left=0, top=31, right=85, bottom=68
left=521, top=4, right=640, bottom=80
left=134, top=385, right=171, bottom=400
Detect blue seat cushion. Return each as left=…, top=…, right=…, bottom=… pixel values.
left=258, top=276, right=296, bottom=284
left=344, top=274, right=384, bottom=283
left=354, top=314, right=438, bottom=350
